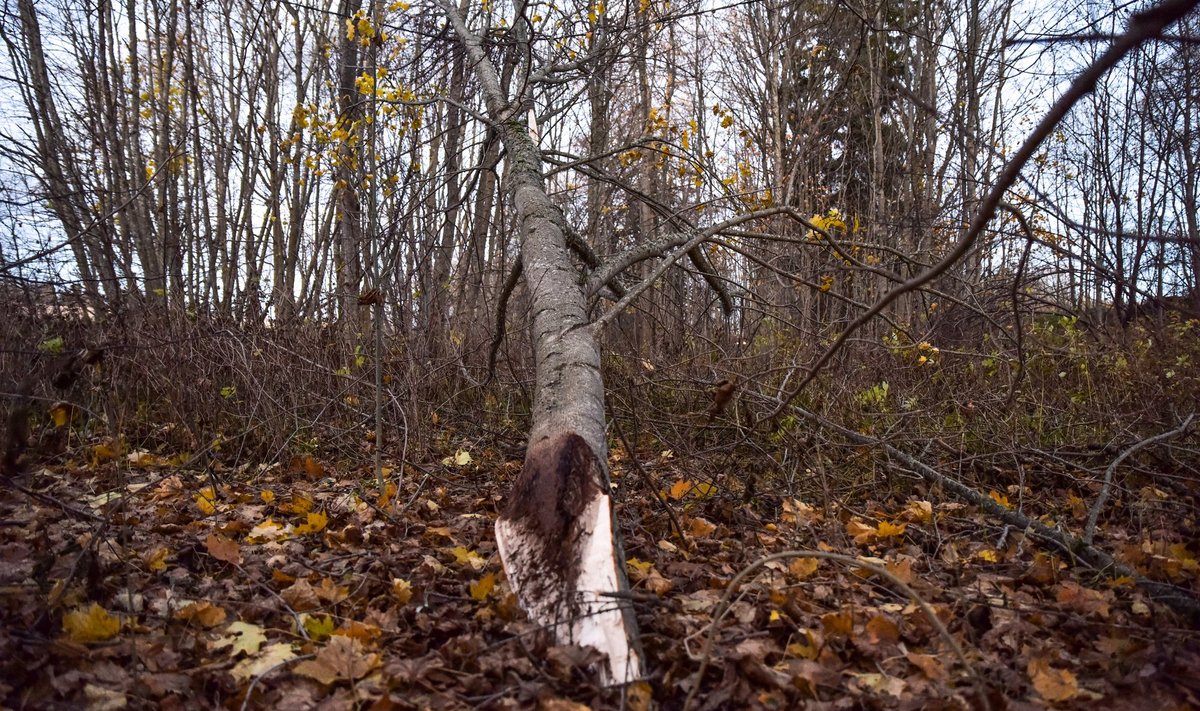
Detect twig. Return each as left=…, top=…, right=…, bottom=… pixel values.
left=610, top=414, right=689, bottom=549
left=789, top=404, right=1200, bottom=621
left=681, top=551, right=985, bottom=711
left=1083, top=414, right=1193, bottom=544
left=753, top=0, right=1200, bottom=427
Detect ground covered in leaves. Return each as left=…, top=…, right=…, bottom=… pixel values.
left=1, top=442, right=1199, bottom=710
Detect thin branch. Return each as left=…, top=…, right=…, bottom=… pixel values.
left=1083, top=414, right=1194, bottom=544
left=752, top=0, right=1200, bottom=428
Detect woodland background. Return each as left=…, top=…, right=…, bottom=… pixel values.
left=1, top=0, right=1199, bottom=708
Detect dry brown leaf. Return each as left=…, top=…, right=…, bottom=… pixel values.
left=315, top=577, right=349, bottom=603
left=281, top=579, right=320, bottom=611
left=1027, top=657, right=1079, bottom=702
left=293, top=636, right=380, bottom=685
left=906, top=652, right=948, bottom=681
left=177, top=601, right=227, bottom=628
left=1055, top=580, right=1111, bottom=619
left=204, top=533, right=241, bottom=565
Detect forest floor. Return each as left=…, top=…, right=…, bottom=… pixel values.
left=1, top=440, right=1198, bottom=710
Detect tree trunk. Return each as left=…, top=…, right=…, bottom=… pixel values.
left=439, top=1, right=643, bottom=686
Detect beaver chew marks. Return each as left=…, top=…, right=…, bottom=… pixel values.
left=495, top=432, right=639, bottom=685
left=503, top=432, right=601, bottom=574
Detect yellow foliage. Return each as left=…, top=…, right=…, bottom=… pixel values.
left=63, top=603, right=120, bottom=643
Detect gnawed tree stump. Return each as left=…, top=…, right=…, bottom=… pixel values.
left=495, top=432, right=642, bottom=685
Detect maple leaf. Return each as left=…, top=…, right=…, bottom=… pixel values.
left=846, top=518, right=877, bottom=545
left=177, top=601, right=228, bottom=628
left=788, top=557, right=820, bottom=581
left=441, top=449, right=472, bottom=467
left=211, top=621, right=267, bottom=656
left=230, top=642, right=297, bottom=683
left=294, top=636, right=380, bottom=685
left=821, top=610, right=853, bottom=638
left=247, top=517, right=290, bottom=543
left=1027, top=657, right=1079, bottom=702
left=315, top=577, right=349, bottom=603
left=899, top=499, right=933, bottom=524
left=449, top=546, right=487, bottom=571
left=281, top=579, right=320, bottom=611
left=63, top=603, right=120, bottom=643
left=1055, top=581, right=1111, bottom=619
left=194, top=486, right=218, bottom=515
left=470, top=572, right=496, bottom=600
left=687, top=517, right=717, bottom=537
left=302, top=614, right=335, bottom=641
left=144, top=546, right=169, bottom=572
left=391, top=578, right=413, bottom=605
left=295, top=511, right=328, bottom=535
left=205, top=533, right=242, bottom=565
left=668, top=479, right=694, bottom=500
left=876, top=521, right=907, bottom=538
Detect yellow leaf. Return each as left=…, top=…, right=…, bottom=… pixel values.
left=296, top=511, right=328, bottom=535
left=63, top=603, right=120, bottom=643
left=876, top=521, right=907, bottom=538
left=668, top=480, right=694, bottom=500
left=303, top=614, right=336, bottom=641
left=441, top=449, right=472, bottom=467
left=260, top=489, right=275, bottom=504
left=846, top=519, right=877, bottom=545
left=976, top=548, right=999, bottom=562
left=144, top=546, right=169, bottom=572
left=392, top=578, right=413, bottom=605
left=212, top=621, right=267, bottom=657
left=449, top=546, right=487, bottom=571
left=626, top=558, right=653, bottom=575
left=900, top=500, right=932, bottom=524
left=469, top=572, right=496, bottom=600
left=788, top=557, right=820, bottom=580
left=988, top=490, right=1011, bottom=509
left=49, top=403, right=71, bottom=427
left=247, top=517, right=289, bottom=543
left=179, top=601, right=228, bottom=628
left=687, top=517, right=716, bottom=537
left=231, top=643, right=297, bottom=683
left=194, top=486, right=217, bottom=515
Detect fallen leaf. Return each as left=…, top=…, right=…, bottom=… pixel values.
left=63, top=603, right=120, bottom=643
left=1028, top=657, right=1079, bottom=702
left=281, top=579, right=320, bottom=611
left=906, top=652, right=947, bottom=681
left=688, top=517, right=717, bottom=537
left=315, top=577, right=349, bottom=603
left=449, top=546, right=487, bottom=571
left=295, top=511, right=328, bottom=535
left=230, top=642, right=298, bottom=682
left=195, top=486, right=217, bottom=515
left=470, top=572, right=496, bottom=600
left=392, top=578, right=413, bottom=605
left=205, top=533, right=242, bottom=565
left=211, top=621, right=267, bottom=656
left=177, top=601, right=227, bottom=628
left=303, top=614, right=335, bottom=641
left=293, top=636, right=381, bottom=685
left=1055, top=581, right=1111, bottom=618
left=83, top=683, right=127, bottom=710
left=669, top=480, right=695, bottom=500
left=788, top=557, right=820, bottom=581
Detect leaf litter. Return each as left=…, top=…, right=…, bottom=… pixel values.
left=0, top=444, right=1197, bottom=710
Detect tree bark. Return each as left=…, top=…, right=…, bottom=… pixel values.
left=437, top=0, right=643, bottom=686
